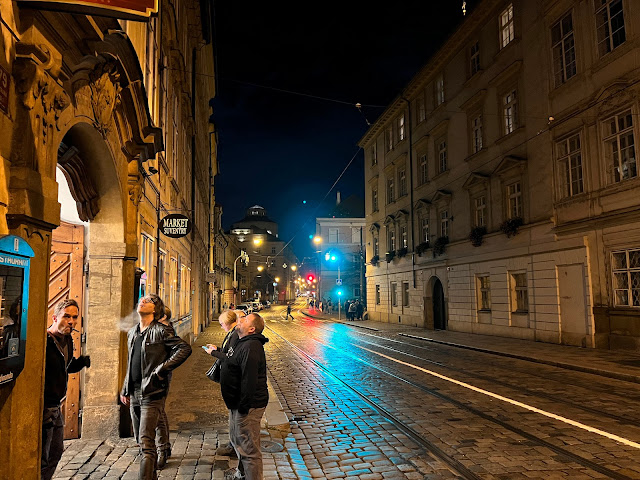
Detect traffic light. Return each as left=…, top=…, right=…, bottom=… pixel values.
left=307, top=274, right=315, bottom=282
left=324, top=249, right=340, bottom=262
left=337, top=289, right=343, bottom=296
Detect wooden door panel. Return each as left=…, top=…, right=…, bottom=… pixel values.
left=48, top=222, right=84, bottom=439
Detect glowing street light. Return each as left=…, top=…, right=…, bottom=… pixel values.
left=291, top=265, right=297, bottom=271
left=257, top=265, right=264, bottom=272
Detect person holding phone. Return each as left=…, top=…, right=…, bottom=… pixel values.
left=203, top=309, right=240, bottom=456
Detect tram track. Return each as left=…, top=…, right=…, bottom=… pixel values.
left=264, top=318, right=638, bottom=480
left=302, top=319, right=640, bottom=429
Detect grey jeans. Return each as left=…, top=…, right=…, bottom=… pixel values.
left=130, top=389, right=166, bottom=480
left=41, top=406, right=64, bottom=480
left=155, top=406, right=170, bottom=452
left=229, top=407, right=266, bottom=480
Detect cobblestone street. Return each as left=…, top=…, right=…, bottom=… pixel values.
left=54, top=302, right=640, bottom=479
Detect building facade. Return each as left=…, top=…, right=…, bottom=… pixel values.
left=361, top=0, right=640, bottom=350
left=0, top=0, right=215, bottom=476
left=229, top=206, right=298, bottom=302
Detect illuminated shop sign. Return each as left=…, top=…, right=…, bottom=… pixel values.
left=160, top=214, right=192, bottom=238
left=18, top=0, right=158, bottom=20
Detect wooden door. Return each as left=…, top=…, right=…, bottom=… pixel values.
left=48, top=221, right=85, bottom=439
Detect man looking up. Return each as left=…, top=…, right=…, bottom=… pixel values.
left=42, top=299, right=91, bottom=480
left=204, top=309, right=240, bottom=457
left=220, top=313, right=269, bottom=480
left=120, top=294, right=191, bottom=479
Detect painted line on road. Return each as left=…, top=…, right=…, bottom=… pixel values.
left=357, top=345, right=640, bottom=450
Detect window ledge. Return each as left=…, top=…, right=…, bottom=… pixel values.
left=591, top=39, right=639, bottom=75
left=432, top=170, right=450, bottom=181
left=464, top=69, right=484, bottom=87
left=493, top=38, right=521, bottom=62
left=512, top=310, right=529, bottom=315
left=477, top=309, right=492, bottom=313
left=465, top=148, right=488, bottom=162
left=495, top=126, right=525, bottom=145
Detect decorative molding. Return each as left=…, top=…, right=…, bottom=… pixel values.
left=57, top=143, right=100, bottom=221
left=89, top=61, right=122, bottom=137
left=462, top=172, right=490, bottom=190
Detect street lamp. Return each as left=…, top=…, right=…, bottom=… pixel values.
left=257, top=265, right=264, bottom=272
left=233, top=250, right=249, bottom=306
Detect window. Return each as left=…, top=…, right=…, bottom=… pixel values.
left=474, top=195, right=486, bottom=227
left=386, top=176, right=395, bottom=204
left=398, top=114, right=405, bottom=142
left=329, top=228, right=339, bottom=243
left=373, top=235, right=379, bottom=256
left=352, top=228, right=360, bottom=243
left=354, top=286, right=360, bottom=297
left=386, top=125, right=394, bottom=152
left=440, top=210, right=449, bottom=238
left=419, top=154, right=428, bottom=185
left=477, top=275, right=491, bottom=311
left=271, top=247, right=276, bottom=254
left=612, top=248, right=640, bottom=307
left=557, top=133, right=584, bottom=198
left=500, top=4, right=515, bottom=49
left=158, top=250, right=166, bottom=303
left=603, top=110, right=636, bottom=183
left=391, top=282, right=397, bottom=307
left=503, top=89, right=518, bottom=135
left=510, top=272, right=528, bottom=313
left=552, top=12, right=576, bottom=87
left=403, top=282, right=409, bottom=307
left=372, top=186, right=379, bottom=212
left=438, top=138, right=448, bottom=173
left=596, top=0, right=626, bottom=57
left=371, top=143, right=377, bottom=166
left=375, top=285, right=381, bottom=304
left=398, top=168, right=407, bottom=197
left=435, top=74, right=445, bottom=106
left=400, top=225, right=408, bottom=248
left=170, top=257, right=178, bottom=313
left=140, top=234, right=154, bottom=288
left=417, top=95, right=426, bottom=123
left=421, top=217, right=430, bottom=243
left=387, top=227, right=396, bottom=252
left=470, top=41, right=480, bottom=76
left=472, top=114, right=483, bottom=153
left=507, top=182, right=522, bottom=218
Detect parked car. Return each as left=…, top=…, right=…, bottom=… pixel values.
left=251, top=301, right=262, bottom=311
left=261, top=300, right=271, bottom=309
left=236, top=303, right=253, bottom=315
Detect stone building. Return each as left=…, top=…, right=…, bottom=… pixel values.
left=0, top=0, right=216, bottom=476
left=229, top=205, right=298, bottom=302
left=315, top=194, right=365, bottom=306
left=361, top=0, right=640, bottom=351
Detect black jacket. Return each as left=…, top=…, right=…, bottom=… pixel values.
left=44, top=333, right=89, bottom=408
left=121, top=321, right=192, bottom=398
left=220, top=333, right=269, bottom=414
left=210, top=326, right=239, bottom=360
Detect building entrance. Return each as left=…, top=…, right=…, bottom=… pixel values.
left=433, top=278, right=447, bottom=330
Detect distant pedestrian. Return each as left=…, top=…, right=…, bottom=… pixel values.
left=356, top=301, right=364, bottom=321
left=120, top=294, right=191, bottom=479
left=286, top=303, right=293, bottom=320
left=221, top=313, right=269, bottom=480
left=348, top=301, right=357, bottom=321
left=223, top=302, right=228, bottom=311
left=204, top=310, right=240, bottom=457
left=42, top=299, right=91, bottom=480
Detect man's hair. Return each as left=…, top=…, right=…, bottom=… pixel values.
left=54, top=298, right=79, bottom=319
left=246, top=313, right=265, bottom=334
left=219, top=310, right=237, bottom=326
left=164, top=306, right=172, bottom=322
left=142, top=293, right=164, bottom=321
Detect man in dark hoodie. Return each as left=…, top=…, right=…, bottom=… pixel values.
left=220, top=313, right=269, bottom=480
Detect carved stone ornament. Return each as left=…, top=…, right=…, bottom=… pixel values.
left=13, top=43, right=70, bottom=150
left=89, top=62, right=122, bottom=136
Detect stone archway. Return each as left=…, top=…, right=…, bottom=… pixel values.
left=423, top=275, right=447, bottom=330
left=57, top=122, right=131, bottom=438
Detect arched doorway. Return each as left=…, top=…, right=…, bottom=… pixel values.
left=433, top=278, right=446, bottom=330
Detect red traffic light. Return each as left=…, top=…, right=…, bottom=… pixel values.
left=307, top=274, right=315, bottom=282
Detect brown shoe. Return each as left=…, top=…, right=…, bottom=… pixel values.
left=216, top=444, right=237, bottom=457
left=157, top=450, right=168, bottom=469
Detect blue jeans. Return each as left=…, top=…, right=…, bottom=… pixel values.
left=229, top=407, right=266, bottom=480
left=130, top=388, right=165, bottom=480
left=41, top=406, right=64, bottom=480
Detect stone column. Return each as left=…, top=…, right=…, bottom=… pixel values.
left=0, top=42, right=69, bottom=479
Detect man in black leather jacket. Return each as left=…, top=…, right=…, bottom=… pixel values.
left=120, top=294, right=191, bottom=479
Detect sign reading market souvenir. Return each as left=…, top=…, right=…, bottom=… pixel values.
left=17, top=0, right=158, bottom=20
left=160, top=214, right=192, bottom=239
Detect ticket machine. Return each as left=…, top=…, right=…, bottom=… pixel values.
left=0, top=235, right=34, bottom=385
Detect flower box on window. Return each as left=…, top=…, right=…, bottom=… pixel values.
left=415, top=241, right=430, bottom=255
left=370, top=255, right=380, bottom=266
left=499, top=217, right=523, bottom=238
left=385, top=251, right=396, bottom=263
left=433, top=236, right=449, bottom=257
left=469, top=226, right=487, bottom=247
left=396, top=247, right=408, bottom=258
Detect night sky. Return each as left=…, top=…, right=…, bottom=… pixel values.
left=212, top=0, right=478, bottom=259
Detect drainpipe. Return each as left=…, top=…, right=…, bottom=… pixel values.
left=401, top=97, right=416, bottom=289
